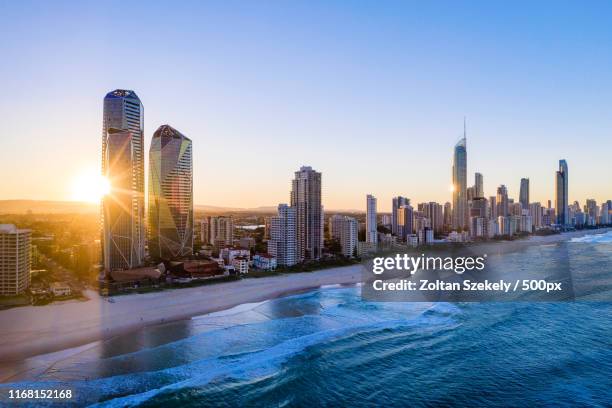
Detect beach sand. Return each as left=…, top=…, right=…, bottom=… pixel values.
left=0, top=264, right=365, bottom=372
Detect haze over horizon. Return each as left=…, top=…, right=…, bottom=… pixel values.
left=2, top=1, right=612, bottom=212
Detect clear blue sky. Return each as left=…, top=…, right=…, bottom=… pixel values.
left=1, top=0, right=611, bottom=211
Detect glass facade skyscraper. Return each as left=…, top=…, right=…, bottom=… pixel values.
left=148, top=125, right=193, bottom=260
left=102, top=90, right=145, bottom=273
left=556, top=159, right=569, bottom=226
left=452, top=135, right=468, bottom=230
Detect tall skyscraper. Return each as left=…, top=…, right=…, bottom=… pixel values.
left=268, top=204, right=297, bottom=266
left=366, top=194, right=377, bottom=244
left=496, top=185, right=509, bottom=217
left=452, top=122, right=468, bottom=230
left=291, top=166, right=323, bottom=261
left=519, top=178, right=530, bottom=210
left=0, top=224, right=31, bottom=295
left=556, top=160, right=569, bottom=226
left=148, top=125, right=193, bottom=260
left=474, top=172, right=484, bottom=198
left=392, top=196, right=410, bottom=236
left=102, top=90, right=145, bottom=273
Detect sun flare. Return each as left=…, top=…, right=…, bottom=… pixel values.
left=71, top=169, right=110, bottom=203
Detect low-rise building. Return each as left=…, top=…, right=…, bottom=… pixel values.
left=50, top=282, right=71, bottom=297
left=253, top=254, right=277, bottom=270
left=232, top=256, right=249, bottom=274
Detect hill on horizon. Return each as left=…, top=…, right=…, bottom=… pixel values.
left=0, top=200, right=363, bottom=215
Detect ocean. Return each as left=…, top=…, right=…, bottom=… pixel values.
left=2, top=231, right=612, bottom=407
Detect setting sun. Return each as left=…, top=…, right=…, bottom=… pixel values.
left=71, top=169, right=110, bottom=203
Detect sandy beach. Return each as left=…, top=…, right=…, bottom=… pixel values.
left=0, top=227, right=609, bottom=381
left=0, top=264, right=365, bottom=370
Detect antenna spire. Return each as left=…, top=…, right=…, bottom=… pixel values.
left=463, top=116, right=466, bottom=139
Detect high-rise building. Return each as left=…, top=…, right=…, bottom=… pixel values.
left=519, top=178, right=530, bottom=210
left=209, top=216, right=234, bottom=248
left=452, top=123, right=468, bottom=230
left=392, top=196, right=410, bottom=236
left=0, top=224, right=31, bottom=295
left=102, top=90, right=145, bottom=274
left=329, top=215, right=358, bottom=257
left=488, top=196, right=497, bottom=220
left=496, top=185, right=509, bottom=217
left=474, top=172, right=484, bottom=198
left=268, top=204, right=297, bottom=266
left=529, top=202, right=542, bottom=228
left=419, top=202, right=443, bottom=234
left=291, top=166, right=323, bottom=261
left=148, top=125, right=193, bottom=260
left=200, top=218, right=210, bottom=244
left=443, top=202, right=452, bottom=229
left=397, top=205, right=414, bottom=241
left=555, top=160, right=569, bottom=226
left=366, top=194, right=378, bottom=244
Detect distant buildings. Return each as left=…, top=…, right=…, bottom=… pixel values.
left=207, top=216, right=234, bottom=248
left=329, top=215, right=358, bottom=257
left=496, top=185, right=509, bottom=217
left=268, top=204, right=297, bottom=266
left=366, top=194, right=378, bottom=244
left=452, top=126, right=468, bottom=230
left=474, top=172, right=484, bottom=198
left=396, top=205, right=413, bottom=242
left=291, top=166, right=323, bottom=261
left=0, top=224, right=31, bottom=296
left=148, top=125, right=193, bottom=260
left=102, top=90, right=145, bottom=274
left=392, top=196, right=410, bottom=236
left=556, top=160, right=569, bottom=226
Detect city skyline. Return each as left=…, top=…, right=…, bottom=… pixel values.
left=2, top=2, right=612, bottom=210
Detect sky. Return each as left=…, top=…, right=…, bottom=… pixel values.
left=1, top=0, right=611, bottom=212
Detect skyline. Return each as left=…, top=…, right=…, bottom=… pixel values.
left=2, top=2, right=612, bottom=211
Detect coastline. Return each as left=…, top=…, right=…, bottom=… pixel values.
left=0, top=227, right=609, bottom=380
left=0, top=264, right=364, bottom=370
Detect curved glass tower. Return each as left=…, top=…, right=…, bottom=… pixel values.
left=102, top=90, right=145, bottom=273
left=148, top=125, right=193, bottom=260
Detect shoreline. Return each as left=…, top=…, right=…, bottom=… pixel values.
left=0, top=227, right=609, bottom=378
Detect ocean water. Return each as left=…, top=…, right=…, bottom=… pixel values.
left=3, top=232, right=612, bottom=407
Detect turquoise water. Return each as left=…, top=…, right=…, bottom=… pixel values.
left=3, top=232, right=612, bottom=407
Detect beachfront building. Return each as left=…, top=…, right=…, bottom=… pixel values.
left=253, top=254, right=277, bottom=271
left=291, top=166, right=323, bottom=261
left=231, top=256, right=249, bottom=275
left=0, top=224, right=31, bottom=296
left=366, top=194, right=378, bottom=244
left=556, top=160, right=569, bottom=226
left=329, top=215, right=358, bottom=258
left=268, top=204, right=298, bottom=266
left=102, top=90, right=145, bottom=274
left=148, top=125, right=193, bottom=260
